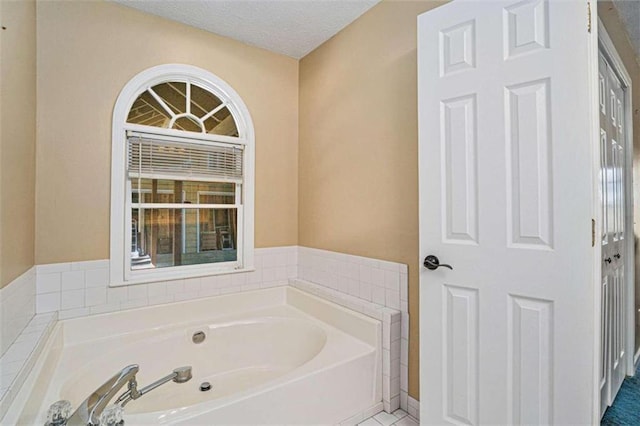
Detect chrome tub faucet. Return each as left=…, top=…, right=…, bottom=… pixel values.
left=45, top=364, right=192, bottom=426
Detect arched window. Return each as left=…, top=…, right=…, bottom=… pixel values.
left=110, top=65, right=254, bottom=286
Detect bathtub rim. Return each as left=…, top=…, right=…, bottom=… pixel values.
left=3, top=285, right=382, bottom=424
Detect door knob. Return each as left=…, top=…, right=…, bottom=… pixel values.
left=604, top=257, right=612, bottom=264
left=614, top=253, right=621, bottom=259
left=423, top=255, right=453, bottom=271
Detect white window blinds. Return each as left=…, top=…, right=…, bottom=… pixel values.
left=128, top=135, right=243, bottom=183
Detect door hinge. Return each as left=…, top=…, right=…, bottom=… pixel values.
left=587, top=2, right=592, bottom=33
left=592, top=219, right=595, bottom=247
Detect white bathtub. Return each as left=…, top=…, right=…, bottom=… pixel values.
left=5, top=287, right=382, bottom=425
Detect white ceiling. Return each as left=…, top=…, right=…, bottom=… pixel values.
left=612, top=0, right=640, bottom=61
left=112, top=0, right=381, bottom=59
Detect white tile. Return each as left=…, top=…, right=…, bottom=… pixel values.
left=61, top=289, right=85, bottom=310
left=371, top=270, right=385, bottom=287
left=390, top=395, right=400, bottom=412
left=359, top=282, right=373, bottom=302
left=391, top=339, right=401, bottom=361
left=357, top=419, right=380, bottom=426
left=85, top=287, right=107, bottom=307
left=107, top=286, right=128, bottom=304
left=241, top=283, right=260, bottom=292
left=383, top=323, right=390, bottom=348
left=147, top=281, right=168, bottom=298
left=379, top=260, right=400, bottom=272
left=198, top=286, right=220, bottom=298
left=246, top=270, right=262, bottom=284
left=148, top=295, right=175, bottom=306
left=391, top=376, right=400, bottom=397
left=384, top=270, right=400, bottom=291
left=71, top=259, right=109, bottom=270
left=120, top=299, right=148, bottom=310
left=85, top=268, right=109, bottom=288
left=400, top=275, right=408, bottom=301
left=36, top=293, right=59, bottom=313
left=262, top=267, right=277, bottom=282
left=165, top=280, right=185, bottom=295
left=372, top=285, right=385, bottom=305
left=373, top=411, right=397, bottom=426
left=400, top=392, right=408, bottom=411
left=401, top=313, right=409, bottom=339
left=184, top=277, right=202, bottom=293
left=359, top=265, right=372, bottom=284
left=59, top=307, right=90, bottom=320
left=391, top=320, right=401, bottom=342
left=90, top=303, right=120, bottom=315
left=340, top=412, right=364, bottom=426
left=2, top=340, right=34, bottom=363
left=401, top=339, right=409, bottom=366
left=391, top=359, right=400, bottom=381
left=394, top=416, right=418, bottom=426
left=174, top=292, right=199, bottom=302
left=61, top=270, right=85, bottom=291
left=348, top=279, right=360, bottom=297
left=401, top=366, right=408, bottom=392
left=393, top=409, right=408, bottom=420
left=274, top=266, right=287, bottom=281
left=37, top=263, right=71, bottom=274
left=37, top=274, right=61, bottom=294
left=385, top=289, right=400, bottom=310
left=407, top=400, right=419, bottom=420
left=286, top=265, right=297, bottom=279
left=127, top=284, right=148, bottom=301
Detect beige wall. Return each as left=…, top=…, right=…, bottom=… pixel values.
left=35, top=0, right=299, bottom=264
left=0, top=0, right=37, bottom=288
left=599, top=2, right=640, bottom=352
left=299, top=0, right=445, bottom=399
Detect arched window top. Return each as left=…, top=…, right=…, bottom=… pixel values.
left=126, top=80, right=239, bottom=137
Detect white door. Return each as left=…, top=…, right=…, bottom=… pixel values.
left=418, top=1, right=598, bottom=424
left=599, top=49, right=628, bottom=414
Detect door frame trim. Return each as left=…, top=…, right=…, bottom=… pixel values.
left=596, top=17, right=636, bottom=412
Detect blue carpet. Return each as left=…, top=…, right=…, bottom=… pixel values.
left=602, top=367, right=640, bottom=425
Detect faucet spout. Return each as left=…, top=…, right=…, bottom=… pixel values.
left=66, top=364, right=139, bottom=426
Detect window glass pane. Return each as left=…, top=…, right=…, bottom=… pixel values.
left=127, top=91, right=171, bottom=127
left=132, top=179, right=236, bottom=204
left=151, top=82, right=187, bottom=115
left=131, top=208, right=237, bottom=270
left=173, top=116, right=203, bottom=132
left=191, top=83, right=223, bottom=117
left=204, top=106, right=238, bottom=136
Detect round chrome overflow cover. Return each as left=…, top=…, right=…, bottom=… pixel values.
left=200, top=382, right=212, bottom=392
left=192, top=331, right=206, bottom=344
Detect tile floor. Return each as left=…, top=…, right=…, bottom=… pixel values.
left=359, top=410, right=419, bottom=426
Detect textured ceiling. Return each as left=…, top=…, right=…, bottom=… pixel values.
left=111, top=0, right=381, bottom=59
left=612, top=0, right=640, bottom=61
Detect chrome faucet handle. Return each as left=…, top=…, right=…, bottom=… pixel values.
left=99, top=404, right=124, bottom=426
left=66, top=364, right=139, bottom=426
left=45, top=400, right=72, bottom=426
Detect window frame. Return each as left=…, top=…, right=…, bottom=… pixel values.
left=110, top=64, right=255, bottom=286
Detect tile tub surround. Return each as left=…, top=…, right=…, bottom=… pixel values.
left=0, top=312, right=57, bottom=420
left=0, top=268, right=36, bottom=357
left=35, top=246, right=298, bottom=319
left=2, top=245, right=415, bottom=418
left=296, top=247, right=409, bottom=412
